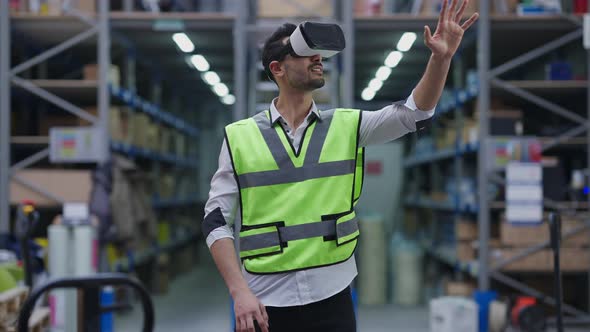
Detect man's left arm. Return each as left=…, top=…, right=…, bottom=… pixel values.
left=412, top=0, right=478, bottom=111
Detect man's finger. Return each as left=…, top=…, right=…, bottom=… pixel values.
left=424, top=26, right=433, bottom=45
left=461, top=12, right=479, bottom=30
left=236, top=317, right=244, bottom=332
left=255, top=312, right=269, bottom=332
left=454, top=0, right=468, bottom=23
left=437, top=0, right=448, bottom=31
left=259, top=303, right=269, bottom=324
left=447, top=0, right=458, bottom=21
left=246, top=316, right=255, bottom=332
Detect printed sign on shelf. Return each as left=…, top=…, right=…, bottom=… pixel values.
left=50, top=127, right=107, bottom=163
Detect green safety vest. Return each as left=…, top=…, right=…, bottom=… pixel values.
left=225, top=108, right=365, bottom=274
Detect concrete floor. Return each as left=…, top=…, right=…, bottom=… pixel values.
left=114, top=244, right=588, bottom=332
left=115, top=245, right=430, bottom=332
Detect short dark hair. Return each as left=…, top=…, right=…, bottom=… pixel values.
left=261, top=23, right=297, bottom=83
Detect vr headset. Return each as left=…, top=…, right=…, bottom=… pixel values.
left=286, top=21, right=346, bottom=58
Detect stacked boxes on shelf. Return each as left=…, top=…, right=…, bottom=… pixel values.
left=496, top=213, right=590, bottom=272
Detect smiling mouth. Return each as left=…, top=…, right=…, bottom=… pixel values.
left=311, top=66, right=323, bottom=74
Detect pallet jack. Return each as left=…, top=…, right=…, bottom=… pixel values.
left=15, top=202, right=155, bottom=332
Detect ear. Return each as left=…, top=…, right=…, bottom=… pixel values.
left=269, top=60, right=284, bottom=80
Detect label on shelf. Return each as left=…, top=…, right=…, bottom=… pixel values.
left=50, top=126, right=107, bottom=163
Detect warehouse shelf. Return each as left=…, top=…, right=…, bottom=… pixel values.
left=113, top=231, right=199, bottom=273
left=492, top=80, right=588, bottom=100
left=110, top=86, right=199, bottom=137
left=491, top=200, right=590, bottom=210
left=11, top=12, right=234, bottom=42
left=405, top=195, right=479, bottom=214
left=421, top=243, right=478, bottom=277
left=13, top=80, right=199, bottom=137
left=404, top=143, right=478, bottom=168
left=110, top=142, right=198, bottom=168
left=10, top=136, right=50, bottom=145
left=355, top=14, right=581, bottom=31
left=152, top=197, right=200, bottom=209
left=13, top=79, right=100, bottom=104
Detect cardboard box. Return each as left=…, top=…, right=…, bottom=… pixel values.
left=174, top=133, right=186, bottom=157
left=258, top=0, right=332, bottom=17
left=500, top=218, right=589, bottom=247
left=10, top=169, right=92, bottom=206
left=457, top=241, right=475, bottom=262
left=160, top=175, right=175, bottom=199
left=491, top=248, right=551, bottom=271
left=132, top=114, right=151, bottom=148
left=558, top=248, right=590, bottom=272
left=456, top=220, right=478, bottom=241
left=146, top=123, right=160, bottom=151
left=445, top=281, right=475, bottom=297
left=39, top=114, right=79, bottom=135
left=69, top=0, right=95, bottom=13
left=83, top=64, right=120, bottom=88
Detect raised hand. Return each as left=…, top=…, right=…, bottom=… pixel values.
left=424, top=0, right=479, bottom=60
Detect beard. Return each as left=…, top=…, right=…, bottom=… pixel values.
left=285, top=64, right=326, bottom=91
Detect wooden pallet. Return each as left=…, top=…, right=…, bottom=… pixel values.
left=0, top=287, right=50, bottom=332
left=0, top=287, right=28, bottom=321
left=1, top=307, right=50, bottom=332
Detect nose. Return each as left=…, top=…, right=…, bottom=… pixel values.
left=310, top=54, right=322, bottom=63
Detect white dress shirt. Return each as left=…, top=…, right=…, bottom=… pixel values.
left=203, top=91, right=435, bottom=307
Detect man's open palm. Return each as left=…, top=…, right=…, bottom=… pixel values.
left=424, top=0, right=479, bottom=59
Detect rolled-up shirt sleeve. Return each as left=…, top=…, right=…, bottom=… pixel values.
left=203, top=139, right=238, bottom=248
left=359, top=89, right=436, bottom=147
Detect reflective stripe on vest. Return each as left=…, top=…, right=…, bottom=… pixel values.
left=240, top=215, right=360, bottom=254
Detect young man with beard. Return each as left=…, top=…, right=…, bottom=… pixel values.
left=203, top=1, right=478, bottom=331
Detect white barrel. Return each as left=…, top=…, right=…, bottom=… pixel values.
left=73, top=226, right=96, bottom=275
left=48, top=224, right=77, bottom=332
left=392, top=242, right=423, bottom=306
left=358, top=213, right=387, bottom=305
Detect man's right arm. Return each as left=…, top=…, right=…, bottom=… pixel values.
left=203, top=139, right=269, bottom=332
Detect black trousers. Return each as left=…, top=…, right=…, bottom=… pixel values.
left=254, top=286, right=356, bottom=332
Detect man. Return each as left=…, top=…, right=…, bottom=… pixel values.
left=203, top=1, right=478, bottom=331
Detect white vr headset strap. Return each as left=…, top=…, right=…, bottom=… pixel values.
left=289, top=24, right=339, bottom=58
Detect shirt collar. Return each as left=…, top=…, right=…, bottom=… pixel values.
left=269, top=97, right=322, bottom=126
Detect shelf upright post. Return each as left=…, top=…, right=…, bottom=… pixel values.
left=98, top=0, right=111, bottom=163
left=0, top=0, right=10, bottom=235
left=477, top=1, right=491, bottom=291
left=477, top=0, right=491, bottom=291
left=586, top=0, right=590, bottom=311
left=233, top=0, right=248, bottom=121
left=342, top=0, right=354, bottom=108
left=453, top=56, right=465, bottom=280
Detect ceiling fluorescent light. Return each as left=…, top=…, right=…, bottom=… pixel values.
left=190, top=55, right=210, bottom=72
left=397, top=32, right=417, bottom=52
left=376, top=66, right=392, bottom=81
left=213, top=83, right=229, bottom=97
left=202, top=71, right=220, bottom=86
left=172, top=33, right=194, bottom=53
left=222, top=94, right=236, bottom=105
left=369, top=78, right=383, bottom=91
left=385, top=51, right=403, bottom=68
left=361, top=88, right=376, bottom=101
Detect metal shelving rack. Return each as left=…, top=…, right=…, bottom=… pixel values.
left=0, top=3, right=235, bottom=270
left=476, top=7, right=590, bottom=322
left=390, top=3, right=590, bottom=324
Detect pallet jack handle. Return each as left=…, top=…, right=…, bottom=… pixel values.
left=548, top=212, right=564, bottom=332
left=17, top=273, right=155, bottom=332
